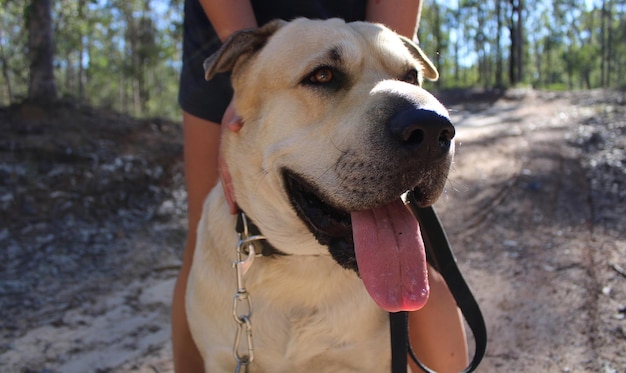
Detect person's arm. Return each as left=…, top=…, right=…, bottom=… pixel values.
left=367, top=2, right=470, bottom=371
left=199, top=0, right=257, bottom=41
left=172, top=112, right=222, bottom=373
left=408, top=266, right=469, bottom=372
left=366, top=0, right=423, bottom=40
left=173, top=4, right=257, bottom=372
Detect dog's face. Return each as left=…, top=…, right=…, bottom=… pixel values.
left=205, top=18, right=454, bottom=312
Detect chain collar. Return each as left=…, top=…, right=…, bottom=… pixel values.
left=236, top=210, right=286, bottom=257
left=231, top=211, right=264, bottom=372
left=230, top=210, right=329, bottom=372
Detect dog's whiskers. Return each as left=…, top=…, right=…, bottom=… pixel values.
left=252, top=169, right=270, bottom=195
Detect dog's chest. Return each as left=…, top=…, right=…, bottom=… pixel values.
left=249, top=303, right=391, bottom=372
left=196, top=257, right=391, bottom=371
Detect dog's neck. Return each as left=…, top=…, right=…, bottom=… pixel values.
left=236, top=210, right=287, bottom=257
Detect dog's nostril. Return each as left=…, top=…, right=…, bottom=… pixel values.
left=439, top=127, right=455, bottom=143
left=388, top=108, right=454, bottom=152
left=403, top=128, right=424, bottom=146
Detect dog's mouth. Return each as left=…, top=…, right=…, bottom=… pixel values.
left=283, top=170, right=353, bottom=252
left=283, top=169, right=430, bottom=312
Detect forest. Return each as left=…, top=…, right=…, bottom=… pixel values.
left=2, top=0, right=626, bottom=119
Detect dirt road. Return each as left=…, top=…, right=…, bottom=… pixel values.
left=1, top=90, right=624, bottom=372
left=439, top=90, right=625, bottom=372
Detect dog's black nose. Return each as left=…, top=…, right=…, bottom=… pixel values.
left=388, top=107, right=455, bottom=157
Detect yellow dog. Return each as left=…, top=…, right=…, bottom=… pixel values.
left=187, top=18, right=454, bottom=372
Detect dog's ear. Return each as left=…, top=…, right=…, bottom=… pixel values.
left=399, top=36, right=439, bottom=82
left=204, top=20, right=286, bottom=80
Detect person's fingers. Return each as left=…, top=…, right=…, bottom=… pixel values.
left=221, top=99, right=244, bottom=132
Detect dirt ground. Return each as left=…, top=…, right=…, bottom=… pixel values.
left=1, top=89, right=624, bottom=373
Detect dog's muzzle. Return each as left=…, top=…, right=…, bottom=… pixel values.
left=387, top=106, right=455, bottom=161
left=283, top=169, right=357, bottom=269
left=283, top=94, right=455, bottom=312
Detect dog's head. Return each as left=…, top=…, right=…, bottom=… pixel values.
left=204, top=18, right=454, bottom=312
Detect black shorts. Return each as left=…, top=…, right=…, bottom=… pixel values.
left=178, top=0, right=366, bottom=123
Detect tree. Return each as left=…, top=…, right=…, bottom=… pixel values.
left=0, top=29, right=13, bottom=102
left=54, top=0, right=90, bottom=100
left=494, top=0, right=504, bottom=88
left=27, top=0, right=57, bottom=102
left=508, top=0, right=524, bottom=85
left=3, top=0, right=624, bottom=115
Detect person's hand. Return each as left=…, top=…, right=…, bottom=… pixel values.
left=219, top=98, right=243, bottom=214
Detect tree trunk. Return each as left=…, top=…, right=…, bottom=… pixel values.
left=453, top=37, right=460, bottom=84
left=532, top=29, right=542, bottom=87
left=27, top=0, right=57, bottom=102
left=508, top=1, right=516, bottom=85
left=508, top=0, right=523, bottom=85
left=0, top=34, right=13, bottom=103
left=65, top=52, right=73, bottom=93
left=515, top=0, right=524, bottom=83
left=509, top=23, right=516, bottom=85
left=605, top=0, right=612, bottom=88
left=495, top=0, right=503, bottom=88
left=78, top=0, right=86, bottom=100
left=600, top=0, right=607, bottom=87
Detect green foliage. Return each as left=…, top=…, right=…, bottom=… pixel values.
left=3, top=0, right=183, bottom=119
left=0, top=0, right=29, bottom=102
left=3, top=0, right=624, bottom=118
left=422, top=0, right=625, bottom=90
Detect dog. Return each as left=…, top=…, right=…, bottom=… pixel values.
left=186, top=18, right=455, bottom=372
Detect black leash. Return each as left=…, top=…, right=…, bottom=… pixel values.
left=390, top=193, right=487, bottom=373
left=237, top=203, right=487, bottom=372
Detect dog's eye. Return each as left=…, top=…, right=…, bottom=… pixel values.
left=402, top=69, right=419, bottom=85
left=309, top=67, right=334, bottom=84
left=301, top=66, right=347, bottom=92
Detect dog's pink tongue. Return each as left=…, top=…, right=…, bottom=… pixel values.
left=352, top=200, right=429, bottom=312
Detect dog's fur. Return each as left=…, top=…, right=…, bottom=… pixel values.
left=186, top=18, right=454, bottom=372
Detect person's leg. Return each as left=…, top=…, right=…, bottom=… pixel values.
left=171, top=111, right=221, bottom=373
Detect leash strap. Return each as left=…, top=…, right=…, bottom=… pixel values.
left=390, top=311, right=409, bottom=373
left=390, top=196, right=487, bottom=373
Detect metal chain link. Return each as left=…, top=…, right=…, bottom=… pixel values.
left=233, top=291, right=254, bottom=370
left=232, top=212, right=266, bottom=373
